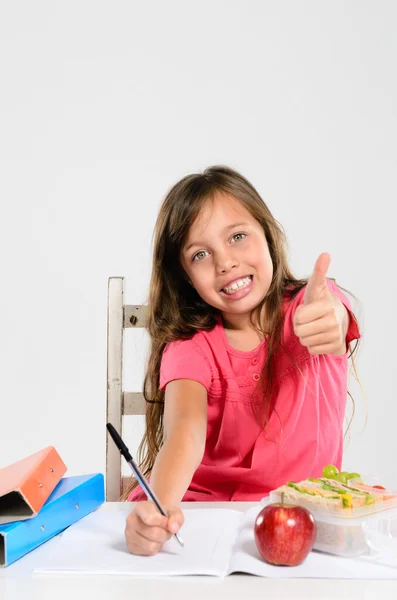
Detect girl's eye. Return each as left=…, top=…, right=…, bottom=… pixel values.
left=231, top=233, right=246, bottom=242
left=192, top=250, right=209, bottom=262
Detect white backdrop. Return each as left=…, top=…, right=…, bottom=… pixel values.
left=1, top=1, right=396, bottom=488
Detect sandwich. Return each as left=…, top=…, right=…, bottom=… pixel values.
left=273, top=477, right=396, bottom=510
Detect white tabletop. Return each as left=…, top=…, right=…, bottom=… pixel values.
left=1, top=502, right=397, bottom=600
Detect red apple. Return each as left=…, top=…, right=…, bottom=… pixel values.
left=254, top=492, right=317, bottom=566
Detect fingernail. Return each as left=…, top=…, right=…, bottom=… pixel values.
left=171, top=523, right=179, bottom=533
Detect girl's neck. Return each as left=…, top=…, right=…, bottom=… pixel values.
left=221, top=306, right=269, bottom=334
left=221, top=313, right=253, bottom=332
left=222, top=324, right=265, bottom=352
left=220, top=309, right=269, bottom=352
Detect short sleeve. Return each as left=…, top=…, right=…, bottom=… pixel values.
left=159, top=338, right=213, bottom=391
left=326, top=279, right=361, bottom=344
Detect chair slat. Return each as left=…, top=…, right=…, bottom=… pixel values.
left=106, top=277, right=124, bottom=501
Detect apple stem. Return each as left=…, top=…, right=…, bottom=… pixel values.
left=281, top=491, right=285, bottom=507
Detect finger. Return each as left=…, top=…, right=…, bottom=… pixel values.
left=294, top=314, right=339, bottom=338
left=126, top=536, right=164, bottom=557
left=304, top=253, right=331, bottom=305
left=124, top=519, right=172, bottom=556
left=133, top=502, right=169, bottom=529
left=299, top=329, right=341, bottom=348
left=127, top=521, right=173, bottom=545
left=166, top=508, right=185, bottom=534
left=294, top=300, right=335, bottom=327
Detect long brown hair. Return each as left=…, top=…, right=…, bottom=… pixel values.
left=122, top=165, right=361, bottom=499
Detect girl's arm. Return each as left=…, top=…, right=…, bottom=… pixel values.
left=149, top=379, right=208, bottom=505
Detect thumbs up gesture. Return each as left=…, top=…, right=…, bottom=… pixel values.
left=293, top=253, right=348, bottom=356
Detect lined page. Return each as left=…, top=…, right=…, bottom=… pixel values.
left=33, top=505, right=243, bottom=577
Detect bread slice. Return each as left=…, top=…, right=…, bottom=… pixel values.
left=273, top=478, right=376, bottom=509
left=274, top=483, right=343, bottom=509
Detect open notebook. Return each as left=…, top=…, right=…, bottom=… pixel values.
left=33, top=504, right=397, bottom=579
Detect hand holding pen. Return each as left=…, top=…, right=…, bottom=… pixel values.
left=125, top=500, right=184, bottom=556
left=106, top=423, right=185, bottom=554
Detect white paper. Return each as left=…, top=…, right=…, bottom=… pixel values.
left=33, top=504, right=397, bottom=579
left=227, top=506, right=397, bottom=579
left=33, top=505, right=243, bottom=577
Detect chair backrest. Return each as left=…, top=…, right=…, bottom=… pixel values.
left=106, top=277, right=148, bottom=501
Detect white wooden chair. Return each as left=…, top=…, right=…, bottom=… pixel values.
left=106, top=277, right=148, bottom=501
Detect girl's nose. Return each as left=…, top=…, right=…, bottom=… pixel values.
left=215, top=252, right=239, bottom=274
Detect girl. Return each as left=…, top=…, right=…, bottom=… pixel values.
left=124, top=165, right=361, bottom=556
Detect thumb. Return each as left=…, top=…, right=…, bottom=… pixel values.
left=304, top=252, right=331, bottom=305
left=166, top=506, right=185, bottom=534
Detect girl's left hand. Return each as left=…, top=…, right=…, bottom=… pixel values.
left=293, top=253, right=348, bottom=356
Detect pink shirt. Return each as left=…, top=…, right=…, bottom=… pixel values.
left=128, top=280, right=361, bottom=502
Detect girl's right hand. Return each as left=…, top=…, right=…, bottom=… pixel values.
left=125, top=501, right=184, bottom=556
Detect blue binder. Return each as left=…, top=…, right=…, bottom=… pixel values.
left=0, top=473, right=105, bottom=567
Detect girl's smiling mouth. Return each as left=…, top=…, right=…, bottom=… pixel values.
left=220, top=275, right=253, bottom=299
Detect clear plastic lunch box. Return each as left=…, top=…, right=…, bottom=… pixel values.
left=260, top=480, right=397, bottom=560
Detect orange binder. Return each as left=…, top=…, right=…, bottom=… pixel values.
left=0, top=447, right=67, bottom=525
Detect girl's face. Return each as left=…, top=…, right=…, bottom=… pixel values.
left=180, top=192, right=273, bottom=324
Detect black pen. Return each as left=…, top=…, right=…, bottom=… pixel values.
left=106, top=422, right=184, bottom=548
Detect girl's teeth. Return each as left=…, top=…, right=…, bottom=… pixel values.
left=223, top=276, right=251, bottom=294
